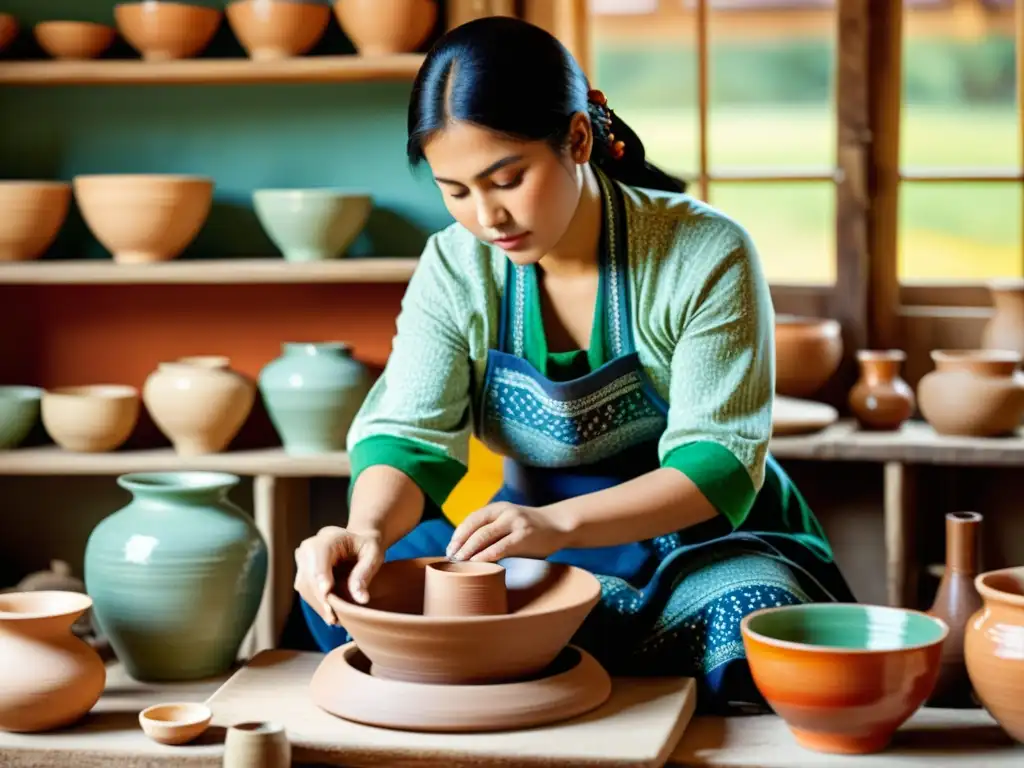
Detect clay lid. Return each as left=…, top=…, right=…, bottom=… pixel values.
left=325, top=557, right=601, bottom=685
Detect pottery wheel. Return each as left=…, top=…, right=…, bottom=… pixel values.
left=310, top=642, right=612, bottom=733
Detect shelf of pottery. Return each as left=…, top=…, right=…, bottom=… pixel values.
left=0, top=0, right=434, bottom=84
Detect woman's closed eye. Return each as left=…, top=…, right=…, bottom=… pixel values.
left=492, top=170, right=525, bottom=190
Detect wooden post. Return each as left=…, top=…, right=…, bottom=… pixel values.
left=883, top=461, right=917, bottom=607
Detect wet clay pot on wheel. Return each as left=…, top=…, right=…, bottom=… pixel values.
left=423, top=561, right=508, bottom=617
left=917, top=350, right=1024, bottom=437
left=0, top=591, right=106, bottom=733
left=965, top=567, right=1024, bottom=742
left=848, top=350, right=915, bottom=431
left=926, top=512, right=984, bottom=709
left=774, top=315, right=843, bottom=398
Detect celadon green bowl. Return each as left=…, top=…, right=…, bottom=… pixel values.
left=0, top=386, right=43, bottom=449
left=253, top=188, right=372, bottom=262
left=740, top=603, right=947, bottom=756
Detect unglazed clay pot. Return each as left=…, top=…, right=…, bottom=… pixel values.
left=0, top=386, right=42, bottom=450
left=114, top=2, right=222, bottom=61
left=926, top=512, right=984, bottom=709
left=223, top=721, right=291, bottom=768
left=423, top=561, right=508, bottom=617
left=41, top=385, right=140, bottom=452
left=0, top=14, right=18, bottom=52
left=333, top=0, right=437, bottom=55
left=0, top=591, right=106, bottom=733
left=981, top=279, right=1024, bottom=357
left=252, top=189, right=372, bottom=262
left=917, top=350, right=1024, bottom=437
left=84, top=472, right=268, bottom=681
left=258, top=341, right=371, bottom=454
left=324, top=556, right=600, bottom=685
left=741, top=603, right=947, bottom=755
left=143, top=356, right=255, bottom=455
left=226, top=0, right=331, bottom=60
left=34, top=21, right=117, bottom=60
left=848, top=350, right=915, bottom=431
left=312, top=642, right=612, bottom=733
left=73, top=175, right=214, bottom=264
left=774, top=315, right=843, bottom=398
left=965, top=566, right=1024, bottom=742
left=0, top=181, right=72, bottom=262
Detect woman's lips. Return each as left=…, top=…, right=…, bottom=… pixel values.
left=491, top=232, right=530, bottom=251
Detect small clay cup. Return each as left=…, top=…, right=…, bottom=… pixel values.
left=139, top=702, right=212, bottom=745
left=223, top=721, right=291, bottom=768
left=423, top=561, right=507, bottom=617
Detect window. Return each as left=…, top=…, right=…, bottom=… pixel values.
left=898, top=0, right=1020, bottom=282
left=588, top=0, right=838, bottom=284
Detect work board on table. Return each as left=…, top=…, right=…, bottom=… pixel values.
left=206, top=649, right=697, bottom=767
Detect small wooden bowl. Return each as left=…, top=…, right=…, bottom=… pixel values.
left=34, top=21, right=116, bottom=60
left=139, top=702, right=212, bottom=745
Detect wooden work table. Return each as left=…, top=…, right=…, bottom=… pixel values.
left=1, top=659, right=1020, bottom=768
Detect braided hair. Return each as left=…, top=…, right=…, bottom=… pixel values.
left=407, top=16, right=686, bottom=195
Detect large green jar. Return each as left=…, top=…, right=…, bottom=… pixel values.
left=258, top=341, right=371, bottom=455
left=84, top=472, right=267, bottom=682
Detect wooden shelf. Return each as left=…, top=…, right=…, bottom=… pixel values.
left=0, top=54, right=425, bottom=86
left=771, top=419, right=1024, bottom=466
left=0, top=258, right=419, bottom=284
left=0, top=446, right=351, bottom=477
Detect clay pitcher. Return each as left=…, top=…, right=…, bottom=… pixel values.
left=848, top=350, right=915, bottom=431
left=0, top=591, right=106, bottom=732
left=965, top=566, right=1024, bottom=742
left=926, top=512, right=984, bottom=708
left=142, top=356, right=255, bottom=455
left=981, top=279, right=1024, bottom=357
left=916, top=350, right=1024, bottom=437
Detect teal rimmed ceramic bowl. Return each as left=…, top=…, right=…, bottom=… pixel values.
left=0, top=386, right=43, bottom=449
left=741, top=603, right=947, bottom=755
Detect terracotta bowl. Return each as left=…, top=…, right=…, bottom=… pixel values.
left=139, top=702, right=212, bottom=745
left=73, top=174, right=214, bottom=264
left=0, top=13, right=18, bottom=52
left=0, top=386, right=43, bottom=450
left=0, top=181, right=72, bottom=262
left=333, top=0, right=437, bottom=56
left=114, top=2, right=222, bottom=61
left=965, top=567, right=1024, bottom=743
left=34, top=21, right=117, bottom=60
left=41, top=385, right=140, bottom=453
left=774, top=315, right=843, bottom=398
left=326, top=556, right=601, bottom=685
left=226, top=0, right=331, bottom=60
left=741, top=603, right=947, bottom=755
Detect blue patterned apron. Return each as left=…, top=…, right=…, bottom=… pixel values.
left=301, top=172, right=854, bottom=714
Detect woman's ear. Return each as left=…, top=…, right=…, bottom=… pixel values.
left=567, top=112, right=593, bottom=165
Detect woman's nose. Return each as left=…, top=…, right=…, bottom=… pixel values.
left=476, top=197, right=509, bottom=231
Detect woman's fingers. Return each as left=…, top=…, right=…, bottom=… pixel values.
left=447, top=505, right=502, bottom=558
left=451, top=519, right=510, bottom=561
left=347, top=539, right=383, bottom=604
left=295, top=534, right=340, bottom=625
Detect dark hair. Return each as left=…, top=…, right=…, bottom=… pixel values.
left=406, top=16, right=685, bottom=195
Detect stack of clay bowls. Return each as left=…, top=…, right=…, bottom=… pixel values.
left=310, top=557, right=612, bottom=732
left=114, top=2, right=222, bottom=61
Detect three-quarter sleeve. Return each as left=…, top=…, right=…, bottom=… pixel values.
left=659, top=228, right=774, bottom=529
left=347, top=234, right=476, bottom=513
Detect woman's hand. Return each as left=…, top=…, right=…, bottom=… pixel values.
left=446, top=503, right=570, bottom=563
left=294, top=526, right=384, bottom=625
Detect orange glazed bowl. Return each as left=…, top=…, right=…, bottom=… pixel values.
left=323, top=557, right=601, bottom=685
left=741, top=603, right=947, bottom=755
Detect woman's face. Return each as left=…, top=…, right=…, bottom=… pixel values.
left=422, top=120, right=588, bottom=265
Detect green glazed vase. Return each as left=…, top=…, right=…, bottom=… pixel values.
left=258, top=341, right=371, bottom=455
left=84, top=472, right=268, bottom=682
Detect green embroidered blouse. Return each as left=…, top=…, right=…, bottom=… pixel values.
left=348, top=181, right=774, bottom=528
